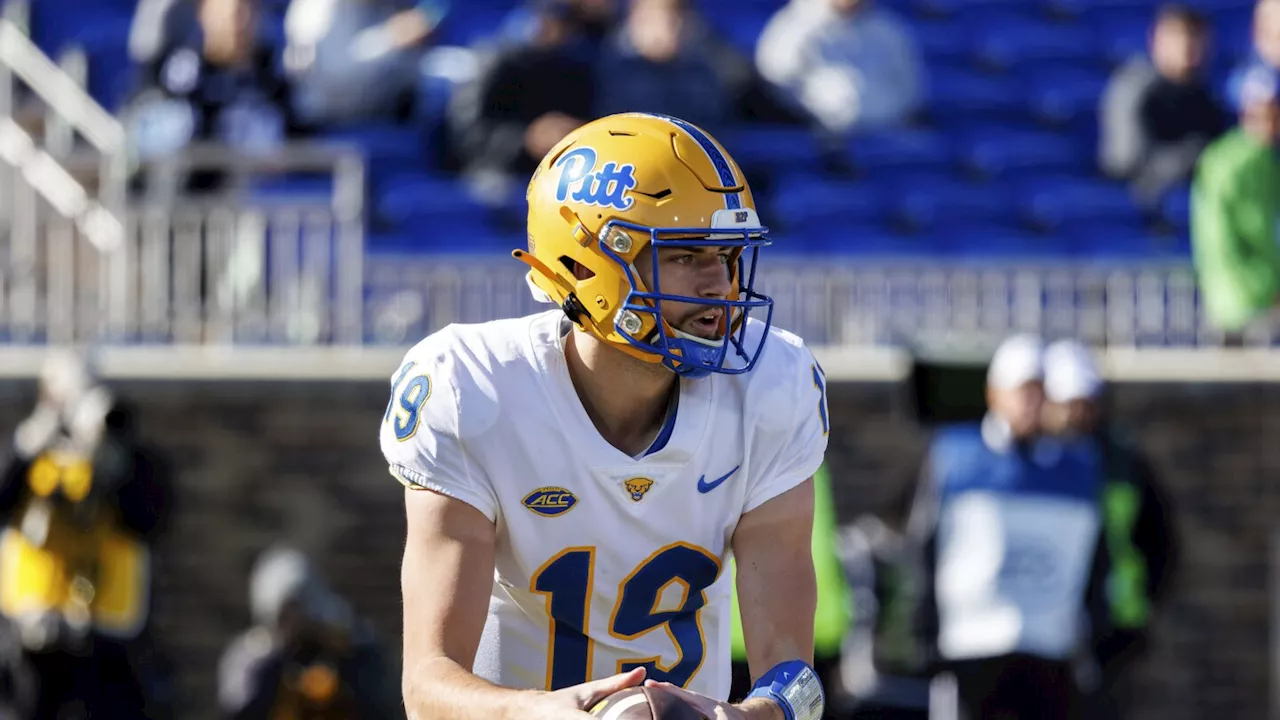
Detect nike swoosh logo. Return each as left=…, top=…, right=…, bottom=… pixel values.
left=697, top=465, right=739, bottom=494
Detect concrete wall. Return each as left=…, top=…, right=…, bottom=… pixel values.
left=0, top=378, right=1271, bottom=719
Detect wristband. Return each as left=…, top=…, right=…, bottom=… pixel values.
left=745, top=659, right=825, bottom=720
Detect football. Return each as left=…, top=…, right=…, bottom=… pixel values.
left=588, top=686, right=702, bottom=720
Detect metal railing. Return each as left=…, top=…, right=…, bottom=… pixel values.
left=4, top=142, right=369, bottom=346
left=362, top=253, right=1220, bottom=350
left=0, top=5, right=367, bottom=347
left=0, top=5, right=130, bottom=341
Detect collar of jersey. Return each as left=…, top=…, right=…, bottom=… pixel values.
left=527, top=310, right=711, bottom=468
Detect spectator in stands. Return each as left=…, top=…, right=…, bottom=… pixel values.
left=218, top=545, right=400, bottom=720
left=594, top=0, right=733, bottom=132
left=283, top=0, right=450, bottom=127
left=755, top=0, right=924, bottom=136
left=1225, top=0, right=1280, bottom=115
left=123, top=0, right=303, bottom=195
left=1191, top=65, right=1280, bottom=338
left=0, top=350, right=176, bottom=720
left=498, top=0, right=617, bottom=51
left=447, top=0, right=594, bottom=192
left=1041, top=340, right=1178, bottom=720
left=1099, top=5, right=1227, bottom=210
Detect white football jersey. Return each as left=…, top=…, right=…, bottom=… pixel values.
left=380, top=310, right=829, bottom=700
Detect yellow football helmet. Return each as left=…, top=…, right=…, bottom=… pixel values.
left=513, top=112, right=774, bottom=378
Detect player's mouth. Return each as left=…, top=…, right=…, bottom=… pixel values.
left=684, top=307, right=724, bottom=340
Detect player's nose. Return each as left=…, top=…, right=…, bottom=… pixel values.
left=696, top=260, right=732, bottom=300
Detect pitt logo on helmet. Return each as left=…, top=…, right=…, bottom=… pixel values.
left=523, top=487, right=578, bottom=517
left=554, top=147, right=638, bottom=211
left=623, top=477, right=654, bottom=502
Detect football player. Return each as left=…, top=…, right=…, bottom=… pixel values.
left=383, top=112, right=830, bottom=720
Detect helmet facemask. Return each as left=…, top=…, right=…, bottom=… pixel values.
left=598, top=219, right=774, bottom=379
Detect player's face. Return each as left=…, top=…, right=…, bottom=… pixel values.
left=635, top=244, right=734, bottom=341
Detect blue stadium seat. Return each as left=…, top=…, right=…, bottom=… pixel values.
left=946, top=224, right=1073, bottom=261
left=704, top=8, right=774, bottom=54
left=717, top=126, right=823, bottom=172
left=893, top=177, right=1018, bottom=229
left=769, top=178, right=889, bottom=227
left=1025, top=65, right=1110, bottom=124
left=970, top=17, right=1099, bottom=70
left=1067, top=227, right=1174, bottom=262
left=818, top=226, right=949, bottom=258
left=1162, top=185, right=1192, bottom=232
left=1043, top=0, right=1160, bottom=19
left=1093, top=11, right=1153, bottom=66
left=849, top=129, right=952, bottom=172
left=321, top=125, right=427, bottom=184
left=927, top=67, right=1028, bottom=119
left=434, top=7, right=510, bottom=47
left=909, top=0, right=1027, bottom=19
left=1018, top=176, right=1143, bottom=228
left=376, top=175, right=496, bottom=232
left=911, top=20, right=972, bottom=62
left=67, top=18, right=133, bottom=109
left=958, top=128, right=1088, bottom=177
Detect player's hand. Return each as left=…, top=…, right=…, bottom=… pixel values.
left=644, top=680, right=777, bottom=720
left=531, top=667, right=647, bottom=718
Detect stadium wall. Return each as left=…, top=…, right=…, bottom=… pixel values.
left=0, top=378, right=1270, bottom=720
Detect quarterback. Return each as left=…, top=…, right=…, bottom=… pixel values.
left=383, top=113, right=830, bottom=720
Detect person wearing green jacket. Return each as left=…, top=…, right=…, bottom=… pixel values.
left=1191, top=65, right=1280, bottom=335
left=727, top=464, right=851, bottom=719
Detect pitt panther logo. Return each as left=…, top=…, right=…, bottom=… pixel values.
left=523, top=487, right=578, bottom=517
left=623, top=477, right=654, bottom=503
left=554, top=147, right=638, bottom=211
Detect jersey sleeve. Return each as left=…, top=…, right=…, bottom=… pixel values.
left=379, top=340, right=499, bottom=522
left=743, top=340, right=831, bottom=513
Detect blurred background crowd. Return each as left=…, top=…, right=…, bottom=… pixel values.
left=0, top=0, right=1279, bottom=718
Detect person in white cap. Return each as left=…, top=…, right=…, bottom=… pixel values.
left=1042, top=339, right=1104, bottom=438
left=1040, top=339, right=1179, bottom=720
left=904, top=333, right=1109, bottom=720
left=982, top=332, right=1047, bottom=447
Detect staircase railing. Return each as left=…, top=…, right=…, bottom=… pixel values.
left=0, top=1, right=129, bottom=343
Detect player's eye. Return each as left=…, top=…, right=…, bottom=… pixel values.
left=717, top=251, right=732, bottom=264
left=669, top=253, right=695, bottom=265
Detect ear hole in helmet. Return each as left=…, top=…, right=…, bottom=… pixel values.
left=560, top=256, right=596, bottom=281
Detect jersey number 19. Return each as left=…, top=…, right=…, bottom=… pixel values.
left=531, top=542, right=720, bottom=691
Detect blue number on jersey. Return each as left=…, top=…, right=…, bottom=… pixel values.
left=530, top=543, right=721, bottom=690
left=384, top=361, right=417, bottom=423
left=532, top=548, right=596, bottom=690
left=387, top=366, right=431, bottom=441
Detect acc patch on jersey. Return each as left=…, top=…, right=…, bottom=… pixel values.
left=523, top=487, right=579, bottom=517
left=622, top=477, right=654, bottom=503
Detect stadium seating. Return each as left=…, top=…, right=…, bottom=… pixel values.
left=33, top=0, right=1251, bottom=263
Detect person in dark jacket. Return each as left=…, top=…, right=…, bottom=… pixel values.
left=0, top=350, right=175, bottom=720
left=446, top=0, right=595, bottom=185
left=1099, top=4, right=1227, bottom=208
left=217, top=545, right=400, bottom=720
left=124, top=0, right=304, bottom=196
left=1042, top=339, right=1178, bottom=720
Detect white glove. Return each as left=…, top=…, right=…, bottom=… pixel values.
left=14, top=405, right=61, bottom=460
